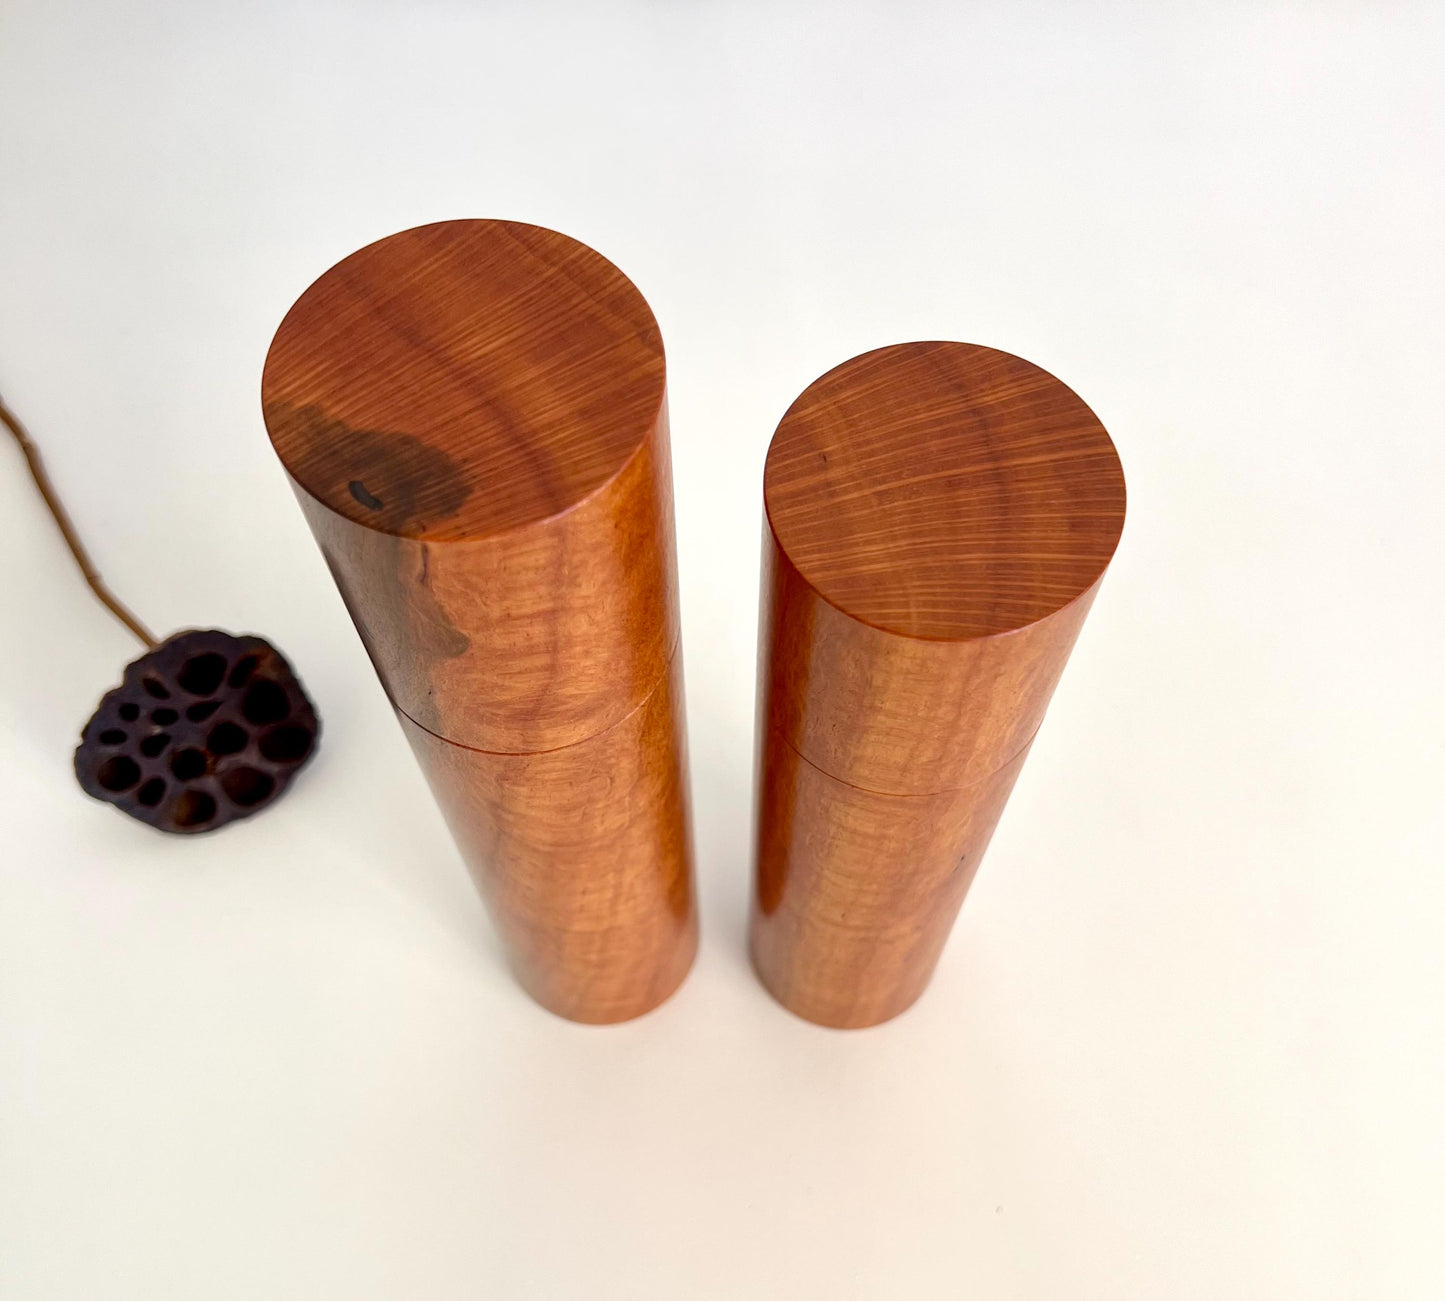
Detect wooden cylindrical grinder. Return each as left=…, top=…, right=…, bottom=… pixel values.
left=752, top=342, right=1126, bottom=1028
left=262, top=220, right=696, bottom=1023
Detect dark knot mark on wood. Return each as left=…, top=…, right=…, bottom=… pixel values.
left=349, top=480, right=384, bottom=510
left=266, top=402, right=471, bottom=734
left=265, top=402, right=473, bottom=531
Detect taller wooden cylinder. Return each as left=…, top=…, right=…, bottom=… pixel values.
left=262, top=220, right=695, bottom=1023
left=751, top=342, right=1126, bottom=1028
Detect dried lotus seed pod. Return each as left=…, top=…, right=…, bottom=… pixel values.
left=74, top=629, right=319, bottom=833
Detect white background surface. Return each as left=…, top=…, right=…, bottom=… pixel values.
left=2, top=3, right=1442, bottom=1297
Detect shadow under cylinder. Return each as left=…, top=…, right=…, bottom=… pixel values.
left=262, top=219, right=696, bottom=1023
left=752, top=342, right=1126, bottom=1028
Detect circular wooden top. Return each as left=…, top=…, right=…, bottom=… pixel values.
left=764, top=342, right=1126, bottom=641
left=262, top=220, right=665, bottom=541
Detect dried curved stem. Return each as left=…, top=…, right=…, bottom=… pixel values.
left=1, top=390, right=157, bottom=648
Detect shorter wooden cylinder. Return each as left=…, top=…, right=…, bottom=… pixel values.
left=751, top=342, right=1126, bottom=1028
left=262, top=220, right=695, bottom=1023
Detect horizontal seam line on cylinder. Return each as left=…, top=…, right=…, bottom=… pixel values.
left=771, top=722, right=1042, bottom=799
left=393, top=635, right=681, bottom=758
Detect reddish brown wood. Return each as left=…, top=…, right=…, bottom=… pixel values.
left=401, top=651, right=694, bottom=1023
left=752, top=342, right=1126, bottom=1028
left=262, top=219, right=695, bottom=1022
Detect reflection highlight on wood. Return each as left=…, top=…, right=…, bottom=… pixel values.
left=752, top=342, right=1126, bottom=1028
left=263, top=219, right=695, bottom=1023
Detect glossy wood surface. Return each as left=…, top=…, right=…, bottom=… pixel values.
left=763, top=343, right=1125, bottom=640
left=263, top=220, right=677, bottom=752
left=262, top=220, right=694, bottom=1023
left=753, top=729, right=1031, bottom=1028
left=401, top=651, right=695, bottom=1023
left=752, top=342, right=1125, bottom=1027
left=760, top=533, right=1101, bottom=794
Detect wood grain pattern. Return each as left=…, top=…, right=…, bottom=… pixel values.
left=763, top=343, right=1124, bottom=640
left=264, top=221, right=665, bottom=542
left=752, top=342, right=1125, bottom=1027
left=400, top=651, right=695, bottom=1023
left=262, top=220, right=694, bottom=1023
left=753, top=728, right=1031, bottom=1028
